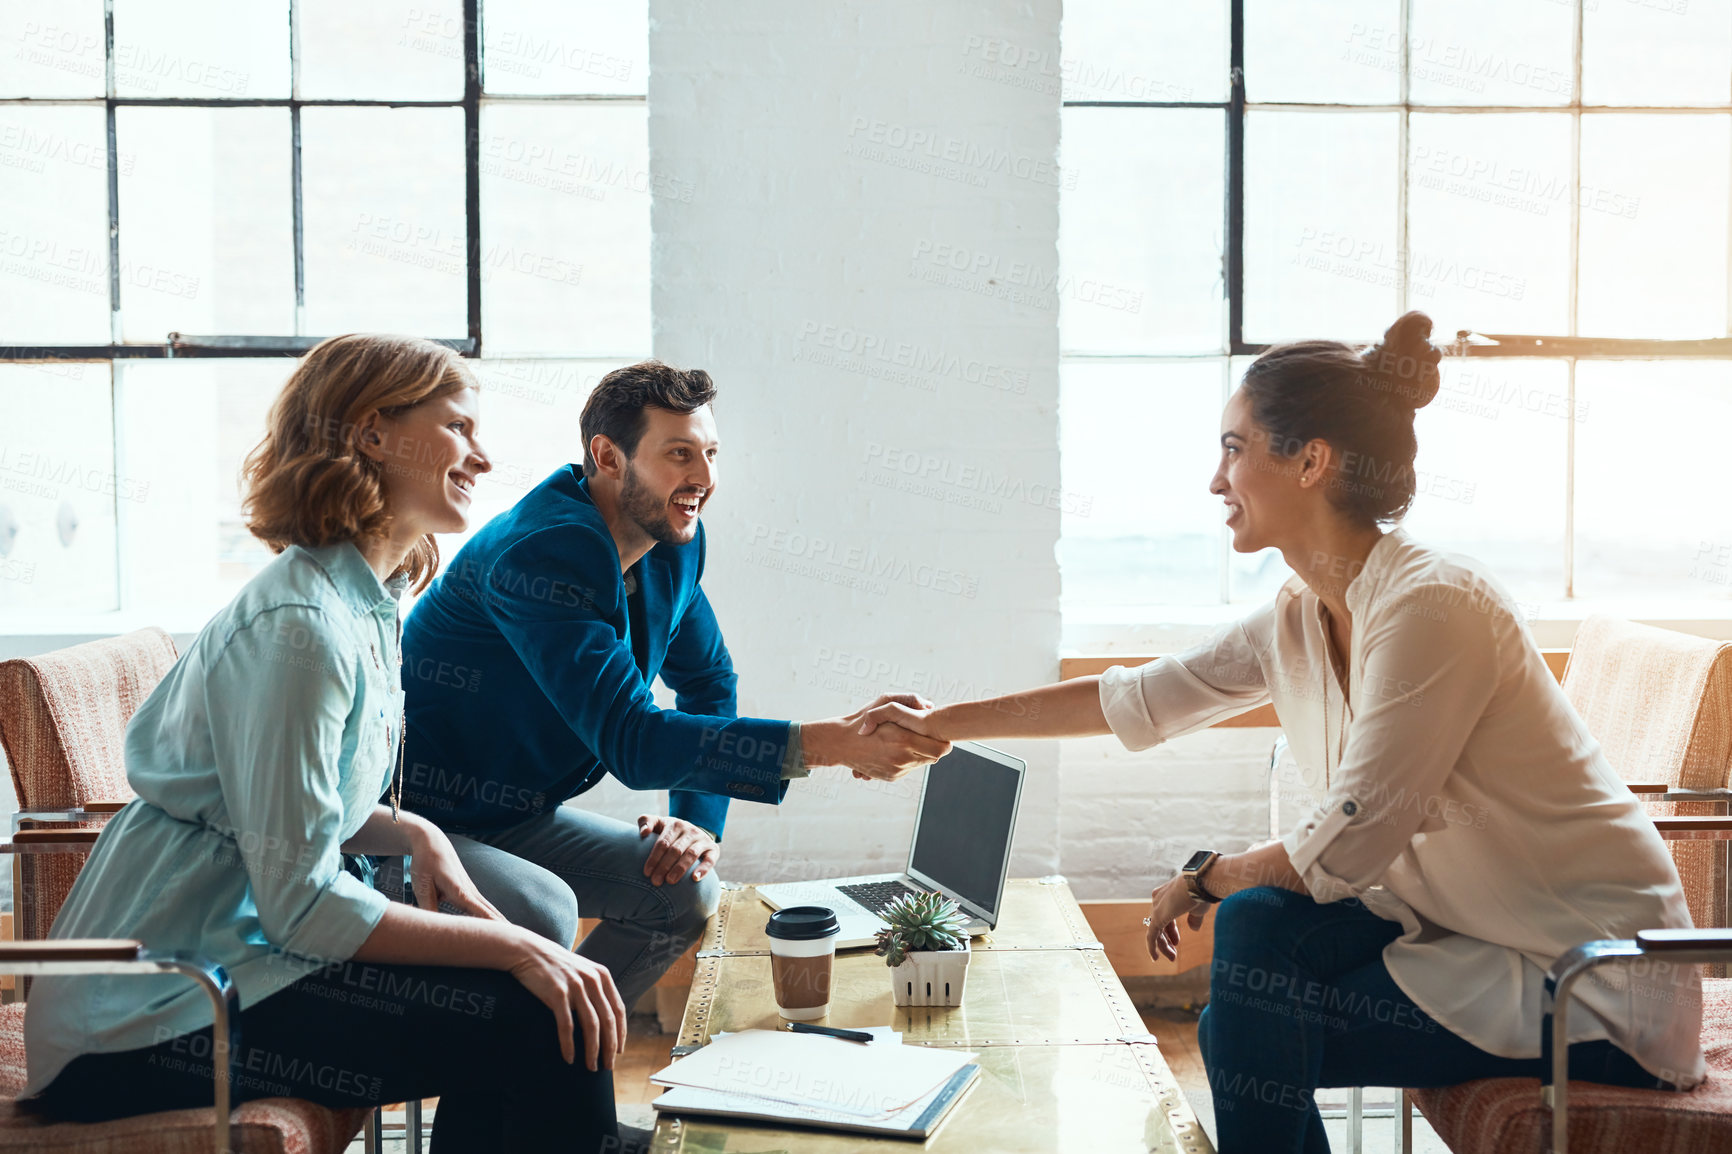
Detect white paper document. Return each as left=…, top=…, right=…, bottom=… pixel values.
left=652, top=1065, right=973, bottom=1133
left=650, top=1028, right=977, bottom=1120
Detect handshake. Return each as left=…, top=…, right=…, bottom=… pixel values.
left=801, top=693, right=948, bottom=782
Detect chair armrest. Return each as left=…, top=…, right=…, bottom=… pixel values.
left=1653, top=816, right=1732, bottom=839
left=0, top=942, right=239, bottom=1154
left=14, top=829, right=99, bottom=844
left=1630, top=785, right=1732, bottom=803
left=15, top=805, right=122, bottom=831
left=0, top=938, right=141, bottom=962
left=0, top=829, right=102, bottom=853
left=1635, top=927, right=1732, bottom=955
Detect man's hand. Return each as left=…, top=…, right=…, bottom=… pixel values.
left=848, top=722, right=950, bottom=781
left=855, top=699, right=937, bottom=738
left=637, top=814, right=720, bottom=886
left=803, top=692, right=951, bottom=782
left=406, top=819, right=506, bottom=921
left=1144, top=875, right=1209, bottom=963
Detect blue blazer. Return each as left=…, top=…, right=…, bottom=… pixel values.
left=400, top=465, right=790, bottom=837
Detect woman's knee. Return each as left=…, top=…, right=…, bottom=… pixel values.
left=456, top=970, right=602, bottom=1082
left=1212, top=886, right=1308, bottom=955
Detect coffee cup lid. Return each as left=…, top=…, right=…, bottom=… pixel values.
left=765, top=906, right=841, bottom=941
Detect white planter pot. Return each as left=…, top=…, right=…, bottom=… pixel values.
left=888, top=938, right=970, bottom=1007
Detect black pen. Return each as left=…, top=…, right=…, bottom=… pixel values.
left=787, top=1022, right=875, bottom=1044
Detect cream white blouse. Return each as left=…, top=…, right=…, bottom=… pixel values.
left=1100, top=530, right=1705, bottom=1087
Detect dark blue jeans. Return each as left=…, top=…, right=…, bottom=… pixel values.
left=1198, top=887, right=1670, bottom=1154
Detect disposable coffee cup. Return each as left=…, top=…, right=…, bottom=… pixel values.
left=766, top=906, right=841, bottom=1021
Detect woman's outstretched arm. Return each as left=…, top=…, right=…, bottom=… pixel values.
left=855, top=675, right=1111, bottom=743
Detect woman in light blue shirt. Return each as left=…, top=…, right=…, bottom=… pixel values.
left=26, top=335, right=628, bottom=1153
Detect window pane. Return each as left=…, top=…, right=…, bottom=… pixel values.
left=299, top=0, right=463, bottom=100
left=116, top=360, right=282, bottom=615
left=1229, top=544, right=1292, bottom=604
left=117, top=108, right=293, bottom=340
left=1576, top=361, right=1732, bottom=599
left=480, top=103, right=649, bottom=355
left=1406, top=113, right=1571, bottom=337
left=1059, top=109, right=1223, bottom=355
left=0, top=364, right=117, bottom=612
left=0, top=105, right=109, bottom=343
left=112, top=0, right=287, bottom=98
left=1224, top=355, right=1292, bottom=603
left=302, top=107, right=467, bottom=336
left=1060, top=361, right=1225, bottom=611
left=1, top=0, right=105, bottom=97
left=1245, top=110, right=1401, bottom=343
left=1408, top=0, right=1573, bottom=107
left=1585, top=0, right=1732, bottom=106
left=1060, top=0, right=1228, bottom=103
left=1402, top=359, right=1569, bottom=605
left=1245, top=0, right=1400, bottom=104
left=1579, top=114, right=1729, bottom=339
left=483, top=0, right=647, bottom=97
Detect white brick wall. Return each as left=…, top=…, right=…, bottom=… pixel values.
left=633, top=0, right=1282, bottom=901
left=644, top=0, right=1064, bottom=884
left=1058, top=728, right=1279, bottom=899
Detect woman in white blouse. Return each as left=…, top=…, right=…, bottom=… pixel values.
left=857, top=312, right=1701, bottom=1152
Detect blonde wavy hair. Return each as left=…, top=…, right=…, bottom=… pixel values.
left=242, top=334, right=477, bottom=593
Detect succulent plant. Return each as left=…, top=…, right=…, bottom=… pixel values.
left=874, top=891, right=968, bottom=968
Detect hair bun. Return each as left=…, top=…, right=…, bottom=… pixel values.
left=1362, top=311, right=1441, bottom=410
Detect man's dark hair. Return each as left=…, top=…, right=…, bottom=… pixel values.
left=579, top=360, right=717, bottom=477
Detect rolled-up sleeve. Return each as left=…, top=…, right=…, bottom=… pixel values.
left=205, top=606, right=390, bottom=963
left=1099, top=606, right=1276, bottom=751
left=1284, top=583, right=1503, bottom=900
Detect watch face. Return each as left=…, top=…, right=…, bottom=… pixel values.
left=1183, top=849, right=1215, bottom=873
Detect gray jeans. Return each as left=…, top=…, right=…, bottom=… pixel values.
left=377, top=805, right=720, bottom=1009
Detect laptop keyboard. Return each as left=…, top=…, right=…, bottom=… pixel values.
left=836, top=879, right=924, bottom=915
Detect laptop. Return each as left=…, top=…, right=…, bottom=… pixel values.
left=756, top=740, right=1025, bottom=949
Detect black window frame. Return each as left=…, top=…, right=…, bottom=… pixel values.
left=0, top=0, right=647, bottom=362
left=1059, top=0, right=1732, bottom=602
left=1061, top=0, right=1732, bottom=362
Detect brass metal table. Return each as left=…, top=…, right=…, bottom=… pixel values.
left=649, top=878, right=1215, bottom=1153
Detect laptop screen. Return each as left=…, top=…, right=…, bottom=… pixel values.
left=907, top=744, right=1022, bottom=916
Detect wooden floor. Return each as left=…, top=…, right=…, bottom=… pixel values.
left=614, top=1023, right=677, bottom=1106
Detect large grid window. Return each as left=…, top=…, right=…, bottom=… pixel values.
left=0, top=0, right=648, bottom=622
left=1060, top=0, right=1732, bottom=618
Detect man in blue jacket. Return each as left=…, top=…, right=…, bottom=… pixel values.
left=396, top=361, right=945, bottom=1008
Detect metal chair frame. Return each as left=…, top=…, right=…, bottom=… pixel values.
left=1269, top=734, right=1732, bottom=1154
left=0, top=939, right=238, bottom=1154
left=1543, top=929, right=1732, bottom=1154
left=4, top=823, right=426, bottom=1153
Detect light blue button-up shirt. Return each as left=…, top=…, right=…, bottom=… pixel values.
left=24, top=542, right=403, bottom=1097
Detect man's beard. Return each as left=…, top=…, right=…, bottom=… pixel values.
left=619, top=463, right=688, bottom=545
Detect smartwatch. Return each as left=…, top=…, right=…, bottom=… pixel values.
left=1182, top=849, right=1223, bottom=904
